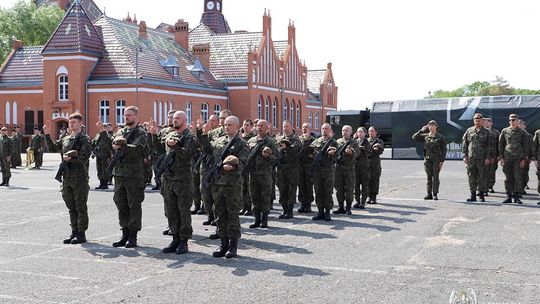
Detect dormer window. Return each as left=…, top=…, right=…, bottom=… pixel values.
left=160, top=55, right=180, bottom=78
left=172, top=67, right=179, bottom=77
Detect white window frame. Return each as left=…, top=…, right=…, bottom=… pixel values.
left=58, top=75, right=68, bottom=101
left=99, top=99, right=110, bottom=123
left=116, top=99, right=126, bottom=125
left=214, top=104, right=222, bottom=116
left=201, top=103, right=209, bottom=122
left=186, top=101, right=192, bottom=125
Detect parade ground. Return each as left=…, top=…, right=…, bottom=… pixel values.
left=0, top=154, right=539, bottom=304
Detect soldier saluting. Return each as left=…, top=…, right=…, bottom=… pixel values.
left=353, top=127, right=372, bottom=209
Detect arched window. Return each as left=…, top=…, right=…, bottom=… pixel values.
left=186, top=102, right=192, bottom=125
left=257, top=96, right=263, bottom=119
left=265, top=97, right=270, bottom=121
left=315, top=112, right=320, bottom=129
left=5, top=101, right=10, bottom=125
left=99, top=100, right=110, bottom=123
left=282, top=99, right=288, bottom=121
left=296, top=101, right=301, bottom=128
left=153, top=101, right=157, bottom=122
left=308, top=112, right=313, bottom=126
left=214, top=104, right=222, bottom=116
left=290, top=100, right=295, bottom=127
left=201, top=103, right=209, bottom=122
left=272, top=98, right=277, bottom=127
left=116, top=99, right=126, bottom=125
left=158, top=101, right=163, bottom=125
left=58, top=75, right=68, bottom=101
left=12, top=101, right=17, bottom=125
left=163, top=101, right=168, bottom=124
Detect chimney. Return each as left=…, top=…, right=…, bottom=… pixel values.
left=262, top=9, right=272, bottom=38
left=58, top=0, right=69, bottom=10
left=12, top=38, right=23, bottom=50
left=288, top=20, right=295, bottom=45
left=327, top=62, right=332, bottom=70
left=133, top=14, right=138, bottom=24
left=192, top=43, right=210, bottom=68
left=125, top=12, right=132, bottom=23
left=139, top=21, right=148, bottom=39
left=174, top=19, right=190, bottom=51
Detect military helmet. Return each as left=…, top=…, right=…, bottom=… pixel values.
left=262, top=146, right=273, bottom=155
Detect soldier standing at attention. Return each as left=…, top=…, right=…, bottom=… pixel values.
left=43, top=114, right=92, bottom=244
left=499, top=114, right=530, bottom=204
left=200, top=116, right=249, bottom=258
left=310, top=123, right=338, bottom=221
left=160, top=111, right=197, bottom=254
left=519, top=120, right=533, bottom=195
left=0, top=127, right=13, bottom=186
left=367, top=126, right=384, bottom=204
left=31, top=127, right=45, bottom=169
left=275, top=120, right=301, bottom=219
left=9, top=129, right=20, bottom=169
left=297, top=123, right=316, bottom=213
left=412, top=120, right=446, bottom=200
left=333, top=125, right=359, bottom=215
left=531, top=128, right=540, bottom=205
left=483, top=118, right=500, bottom=194
left=92, top=121, right=113, bottom=190
left=353, top=127, right=372, bottom=209
left=111, top=106, right=149, bottom=248
left=240, top=119, right=257, bottom=216
left=246, top=120, right=278, bottom=228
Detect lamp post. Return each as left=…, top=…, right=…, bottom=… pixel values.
left=135, top=46, right=142, bottom=108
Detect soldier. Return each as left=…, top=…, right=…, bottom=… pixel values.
left=9, top=129, right=21, bottom=169
left=0, top=127, right=13, bottom=186
left=310, top=123, right=338, bottom=221
left=367, top=126, right=384, bottom=204
left=246, top=120, right=278, bottom=228
left=297, top=123, right=316, bottom=213
left=240, top=119, right=257, bottom=216
left=275, top=120, right=301, bottom=219
left=532, top=128, right=540, bottom=205
left=499, top=114, right=530, bottom=204
left=92, top=121, right=113, bottom=190
left=412, top=120, right=447, bottom=200
left=333, top=125, right=359, bottom=215
left=42, top=114, right=92, bottom=244
left=519, top=120, right=533, bottom=195
left=353, top=127, right=372, bottom=209
left=160, top=111, right=197, bottom=254
left=110, top=106, right=149, bottom=248
left=200, top=116, right=249, bottom=258
left=483, top=118, right=500, bottom=194
left=31, top=127, right=45, bottom=169
left=462, top=113, right=494, bottom=202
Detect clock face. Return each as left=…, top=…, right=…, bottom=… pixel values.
left=207, top=1, right=215, bottom=10
left=216, top=2, right=221, bottom=11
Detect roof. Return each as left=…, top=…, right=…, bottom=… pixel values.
left=35, top=0, right=103, bottom=22
left=307, top=69, right=326, bottom=95
left=155, top=23, right=173, bottom=33
left=41, top=1, right=104, bottom=56
left=200, top=12, right=231, bottom=34
left=0, top=47, right=43, bottom=85
left=273, top=40, right=288, bottom=59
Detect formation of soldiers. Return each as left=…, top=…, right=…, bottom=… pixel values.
left=414, top=113, right=540, bottom=205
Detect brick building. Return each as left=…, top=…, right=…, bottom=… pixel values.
left=0, top=0, right=338, bottom=141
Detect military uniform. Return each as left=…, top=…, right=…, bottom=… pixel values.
left=240, top=130, right=257, bottom=215
left=413, top=128, right=447, bottom=199
left=0, top=134, right=13, bottom=185
left=275, top=133, right=301, bottom=218
left=368, top=137, right=384, bottom=203
left=354, top=137, right=372, bottom=208
left=31, top=133, right=45, bottom=169
left=297, top=134, right=316, bottom=212
left=161, top=128, right=197, bottom=254
left=191, top=147, right=203, bottom=214
left=486, top=128, right=500, bottom=192
left=499, top=125, right=530, bottom=204
left=92, top=130, right=113, bottom=189
left=199, top=127, right=225, bottom=226
left=521, top=130, right=533, bottom=193
left=10, top=131, right=21, bottom=168
left=333, top=137, right=359, bottom=214
left=462, top=126, right=494, bottom=201
left=531, top=130, right=540, bottom=200
left=111, top=125, right=149, bottom=248
left=45, top=132, right=92, bottom=243
left=310, top=136, right=338, bottom=220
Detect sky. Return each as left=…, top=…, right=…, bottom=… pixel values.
left=3, top=0, right=540, bottom=110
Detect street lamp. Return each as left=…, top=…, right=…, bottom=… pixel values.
left=135, top=46, right=142, bottom=108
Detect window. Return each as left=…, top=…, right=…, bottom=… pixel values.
left=5, top=102, right=10, bottom=125
left=58, top=75, right=68, bottom=101
left=272, top=98, right=277, bottom=127
left=99, top=100, right=110, bottom=123
left=290, top=101, right=295, bottom=127
left=315, top=112, right=320, bottom=129
left=257, top=96, right=262, bottom=119
left=116, top=99, right=126, bottom=124
left=12, top=101, right=17, bottom=125
left=308, top=112, right=313, bottom=126
left=186, top=102, right=192, bottom=125
left=24, top=110, right=34, bottom=135
left=265, top=97, right=270, bottom=121
left=282, top=100, right=288, bottom=121
left=214, top=104, right=222, bottom=116
left=158, top=101, right=163, bottom=125
left=153, top=101, right=157, bottom=122
left=201, top=103, right=209, bottom=122
left=296, top=101, right=301, bottom=128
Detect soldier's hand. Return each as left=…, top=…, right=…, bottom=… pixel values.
left=42, top=124, right=49, bottom=134
left=463, top=156, right=468, bottom=164
left=202, top=123, right=211, bottom=135
left=345, top=148, right=353, bottom=155
left=112, top=144, right=120, bottom=151
left=148, top=119, right=158, bottom=135
left=484, top=159, right=490, bottom=166
left=327, top=147, right=337, bottom=156
left=62, top=155, right=71, bottom=161
left=196, top=115, right=204, bottom=130
left=166, top=138, right=178, bottom=147
left=223, top=164, right=234, bottom=171
left=280, top=143, right=287, bottom=150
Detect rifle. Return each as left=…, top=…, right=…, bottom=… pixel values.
left=55, top=132, right=83, bottom=182
left=308, top=138, right=336, bottom=177
left=297, top=136, right=312, bottom=161
left=105, top=127, right=139, bottom=180
left=243, top=137, right=267, bottom=176
left=191, top=149, right=203, bottom=173
left=202, top=132, right=241, bottom=187
left=335, top=139, right=352, bottom=165
left=154, top=132, right=187, bottom=178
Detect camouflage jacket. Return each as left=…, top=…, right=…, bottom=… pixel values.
left=298, top=134, right=316, bottom=167
left=30, top=134, right=45, bottom=152
left=150, top=125, right=174, bottom=156
left=355, top=137, right=372, bottom=166
left=45, top=132, right=92, bottom=178
left=200, top=133, right=249, bottom=186
left=499, top=127, right=530, bottom=160
left=462, top=127, right=494, bottom=160
left=532, top=130, right=540, bottom=161
left=162, top=128, right=197, bottom=181
left=275, top=133, right=301, bottom=168
left=309, top=136, right=338, bottom=171
left=92, top=130, right=113, bottom=158
left=113, top=125, right=149, bottom=178
left=335, top=137, right=359, bottom=170
left=368, top=137, right=384, bottom=160
left=246, top=135, right=278, bottom=175
left=0, top=134, right=13, bottom=158
left=413, top=129, right=447, bottom=161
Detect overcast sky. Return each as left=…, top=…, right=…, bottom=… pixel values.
left=3, top=0, right=540, bottom=110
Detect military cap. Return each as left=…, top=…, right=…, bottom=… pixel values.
left=64, top=150, right=79, bottom=158
left=279, top=138, right=292, bottom=146
left=509, top=114, right=519, bottom=120
left=0, top=127, right=7, bottom=131
left=223, top=155, right=239, bottom=166
left=427, top=120, right=438, bottom=126
left=473, top=113, right=483, bottom=119
left=112, top=136, right=127, bottom=146
left=262, top=146, right=273, bottom=155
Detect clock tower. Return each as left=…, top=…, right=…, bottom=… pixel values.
left=201, top=0, right=231, bottom=34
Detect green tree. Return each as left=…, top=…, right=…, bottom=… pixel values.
left=0, top=0, right=64, bottom=65
left=428, top=76, right=540, bottom=98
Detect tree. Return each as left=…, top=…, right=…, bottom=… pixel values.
left=428, top=76, right=540, bottom=98
left=0, top=0, right=64, bottom=65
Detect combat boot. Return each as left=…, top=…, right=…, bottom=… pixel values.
left=304, top=204, right=312, bottom=213
left=478, top=192, right=485, bottom=202
left=324, top=208, right=332, bottom=221
left=162, top=235, right=180, bottom=253
left=71, top=231, right=86, bottom=244
left=63, top=230, right=77, bottom=244
left=312, top=206, right=325, bottom=220
left=209, top=228, right=220, bottom=240
left=113, top=229, right=129, bottom=247
left=284, top=205, right=294, bottom=219
left=239, top=207, right=247, bottom=215
left=298, top=203, right=307, bottom=213
left=433, top=193, right=438, bottom=201
left=225, top=238, right=238, bottom=259
left=345, top=202, right=352, bottom=215
left=244, top=206, right=253, bottom=216
left=333, top=203, right=346, bottom=214
left=502, top=192, right=513, bottom=204
left=197, top=206, right=207, bottom=215
left=424, top=192, right=433, bottom=200
left=191, top=204, right=201, bottom=215
left=489, top=188, right=495, bottom=193
left=162, top=226, right=170, bottom=235
left=278, top=207, right=287, bottom=219
left=353, top=202, right=362, bottom=209
left=371, top=196, right=378, bottom=204
left=0, top=178, right=5, bottom=186
left=176, top=239, right=188, bottom=254
left=212, top=237, right=229, bottom=258
left=4, top=178, right=9, bottom=187
left=260, top=212, right=269, bottom=228
left=124, top=230, right=138, bottom=248
left=513, top=194, right=523, bottom=205
left=466, top=191, right=476, bottom=202
left=249, top=212, right=261, bottom=228
left=202, top=215, right=214, bottom=226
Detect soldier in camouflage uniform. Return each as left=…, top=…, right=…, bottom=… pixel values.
left=92, top=122, right=113, bottom=190
left=200, top=116, right=249, bottom=258
left=367, top=126, right=384, bottom=204
left=412, top=120, right=447, bottom=200
left=111, top=106, right=150, bottom=248
left=160, top=111, right=197, bottom=254
left=0, top=127, right=13, bottom=186
left=31, top=128, right=45, bottom=169
left=9, top=129, right=21, bottom=169
left=297, top=123, right=316, bottom=213
left=240, top=119, right=257, bottom=216
left=310, top=123, right=338, bottom=221
left=43, top=114, right=92, bottom=244
left=353, top=127, right=372, bottom=209
left=499, top=114, right=530, bottom=204
left=462, top=113, right=494, bottom=202
left=333, top=125, right=359, bottom=215
left=519, top=120, right=533, bottom=195
left=483, top=118, right=500, bottom=194
left=531, top=128, right=540, bottom=205
left=275, top=120, right=301, bottom=219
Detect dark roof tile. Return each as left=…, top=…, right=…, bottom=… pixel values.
left=0, top=47, right=43, bottom=84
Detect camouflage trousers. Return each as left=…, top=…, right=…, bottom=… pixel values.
left=162, top=178, right=193, bottom=239
left=192, top=172, right=202, bottom=209
left=242, top=172, right=252, bottom=210
left=502, top=158, right=523, bottom=194
left=334, top=167, right=355, bottom=206
left=113, top=177, right=145, bottom=231
left=424, top=158, right=441, bottom=194
left=298, top=166, right=314, bottom=205
left=62, top=177, right=89, bottom=232
left=95, top=156, right=110, bottom=182
left=368, top=159, right=382, bottom=198
left=201, top=180, right=214, bottom=218
left=277, top=166, right=299, bottom=211
left=313, top=168, right=335, bottom=210
left=521, top=161, right=530, bottom=191
left=34, top=151, right=43, bottom=168
left=0, top=157, right=11, bottom=179
left=212, top=184, right=242, bottom=239
left=467, top=159, right=488, bottom=193
left=354, top=162, right=369, bottom=203
left=249, top=173, right=273, bottom=214
left=486, top=162, right=498, bottom=189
